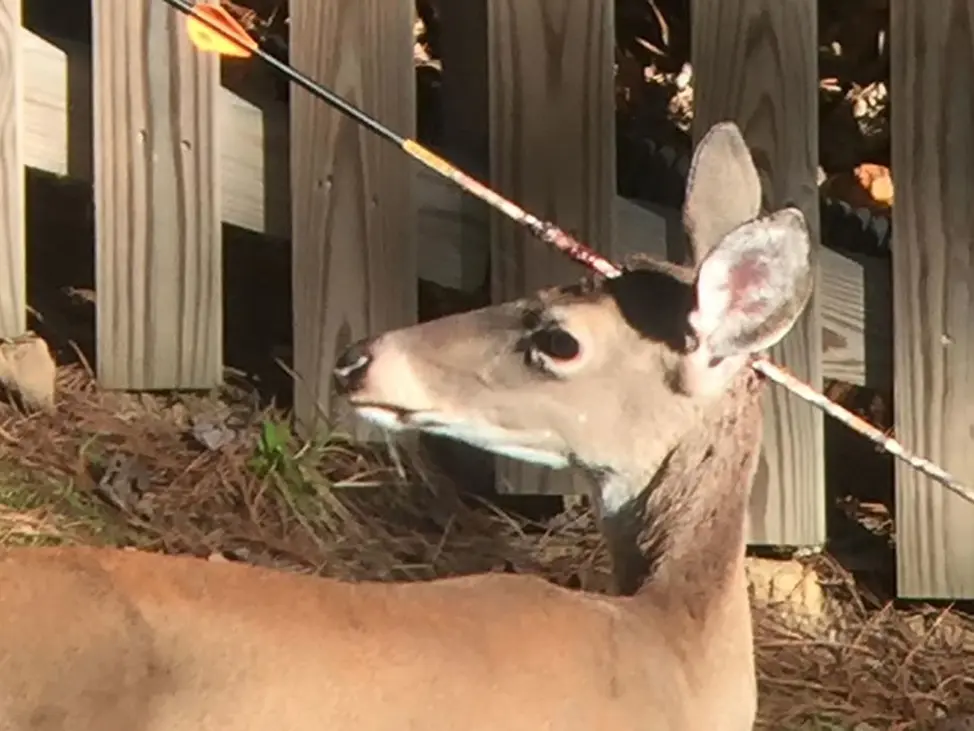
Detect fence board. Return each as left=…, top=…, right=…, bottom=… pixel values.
left=488, top=0, right=615, bottom=495
left=0, top=0, right=25, bottom=337
left=289, top=0, right=416, bottom=436
left=691, top=0, right=826, bottom=546
left=892, top=0, right=974, bottom=599
left=91, top=0, right=221, bottom=389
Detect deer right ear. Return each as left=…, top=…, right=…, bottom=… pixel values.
left=678, top=207, right=813, bottom=396
left=683, top=121, right=763, bottom=265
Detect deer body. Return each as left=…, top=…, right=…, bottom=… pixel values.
left=0, top=368, right=763, bottom=731
left=0, top=123, right=810, bottom=730
left=0, top=542, right=750, bottom=731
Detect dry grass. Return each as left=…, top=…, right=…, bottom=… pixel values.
left=754, top=557, right=974, bottom=729
left=0, top=365, right=610, bottom=585
left=0, top=364, right=972, bottom=729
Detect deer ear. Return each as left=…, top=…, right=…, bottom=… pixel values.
left=681, top=207, right=812, bottom=391
left=683, top=121, right=763, bottom=265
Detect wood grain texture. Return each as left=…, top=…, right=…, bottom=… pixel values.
left=92, top=0, right=221, bottom=389
left=290, top=0, right=416, bottom=436
left=488, top=0, right=615, bottom=495
left=892, top=0, right=974, bottom=599
left=819, top=247, right=891, bottom=389
left=0, top=0, right=25, bottom=337
left=692, top=0, right=826, bottom=546
left=19, top=29, right=892, bottom=389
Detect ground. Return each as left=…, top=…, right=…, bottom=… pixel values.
left=7, top=0, right=974, bottom=729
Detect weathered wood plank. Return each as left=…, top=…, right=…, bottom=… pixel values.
left=0, top=0, right=25, bottom=337
left=220, top=69, right=291, bottom=243
left=692, top=0, right=826, bottom=546
left=91, top=0, right=221, bottom=389
left=891, top=0, right=974, bottom=599
left=488, top=0, right=615, bottom=495
left=289, top=0, right=416, bottom=435
left=19, top=28, right=891, bottom=389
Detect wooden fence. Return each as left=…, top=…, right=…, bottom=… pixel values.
left=1, top=0, right=972, bottom=600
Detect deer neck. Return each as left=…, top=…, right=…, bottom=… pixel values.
left=595, top=369, right=765, bottom=617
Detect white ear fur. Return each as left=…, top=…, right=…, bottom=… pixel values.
left=679, top=207, right=812, bottom=394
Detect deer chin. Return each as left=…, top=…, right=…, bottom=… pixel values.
left=352, top=404, right=415, bottom=432
left=352, top=403, right=570, bottom=469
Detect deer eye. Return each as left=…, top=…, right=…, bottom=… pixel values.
left=530, top=326, right=581, bottom=361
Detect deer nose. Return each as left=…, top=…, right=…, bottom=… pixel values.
left=333, top=337, right=374, bottom=395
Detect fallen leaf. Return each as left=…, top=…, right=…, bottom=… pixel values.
left=854, top=163, right=894, bottom=206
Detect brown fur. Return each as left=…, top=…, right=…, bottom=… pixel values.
left=329, top=256, right=781, bottom=730
left=0, top=542, right=751, bottom=730
left=0, top=262, right=769, bottom=731
left=321, top=122, right=810, bottom=728
left=606, top=366, right=764, bottom=604
left=0, top=122, right=806, bottom=730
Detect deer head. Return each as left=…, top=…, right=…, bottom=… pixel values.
left=333, top=122, right=812, bottom=514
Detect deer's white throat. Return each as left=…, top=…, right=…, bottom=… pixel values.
left=598, top=470, right=645, bottom=516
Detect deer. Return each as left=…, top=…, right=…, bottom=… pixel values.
left=0, top=121, right=810, bottom=730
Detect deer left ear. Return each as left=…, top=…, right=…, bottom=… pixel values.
left=678, top=207, right=813, bottom=396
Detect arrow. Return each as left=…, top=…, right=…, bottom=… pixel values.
left=185, top=3, right=257, bottom=58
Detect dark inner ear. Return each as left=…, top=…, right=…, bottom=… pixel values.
left=605, top=268, right=695, bottom=352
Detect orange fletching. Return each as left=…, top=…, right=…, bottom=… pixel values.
left=186, top=4, right=257, bottom=58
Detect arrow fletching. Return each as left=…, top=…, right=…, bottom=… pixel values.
left=186, top=3, right=257, bottom=58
